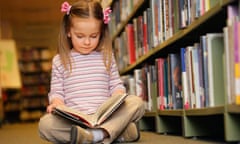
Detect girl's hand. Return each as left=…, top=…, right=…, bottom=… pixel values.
left=46, top=98, right=64, bottom=113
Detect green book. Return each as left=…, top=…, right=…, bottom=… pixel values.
left=206, top=33, right=225, bottom=107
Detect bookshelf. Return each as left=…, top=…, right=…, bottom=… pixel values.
left=18, top=46, right=52, bottom=121
left=106, top=0, right=240, bottom=142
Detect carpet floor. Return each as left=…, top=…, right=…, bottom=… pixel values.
left=0, top=122, right=226, bottom=144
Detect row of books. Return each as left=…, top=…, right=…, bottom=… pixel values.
left=21, top=98, right=48, bottom=109
left=112, top=0, right=220, bottom=70
left=109, top=0, right=142, bottom=36
left=121, top=8, right=240, bottom=109
left=148, top=0, right=219, bottom=45
left=19, top=61, right=52, bottom=73
left=18, top=47, right=52, bottom=62
left=122, top=34, right=236, bottom=110
left=21, top=85, right=49, bottom=97
left=21, top=73, right=50, bottom=85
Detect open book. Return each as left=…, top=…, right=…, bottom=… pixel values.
left=53, top=93, right=128, bottom=128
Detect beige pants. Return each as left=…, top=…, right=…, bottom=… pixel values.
left=38, top=95, right=145, bottom=144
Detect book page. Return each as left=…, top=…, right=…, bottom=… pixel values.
left=93, top=93, right=128, bottom=125
left=54, top=105, right=93, bottom=126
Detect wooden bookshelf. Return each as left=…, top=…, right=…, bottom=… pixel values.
left=110, top=0, right=240, bottom=142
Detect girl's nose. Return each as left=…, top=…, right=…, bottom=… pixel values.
left=84, top=38, right=90, bottom=45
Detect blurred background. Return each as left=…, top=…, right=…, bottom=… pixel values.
left=0, top=0, right=78, bottom=124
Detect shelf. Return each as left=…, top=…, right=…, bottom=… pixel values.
left=185, top=106, right=225, bottom=116
left=227, top=104, right=240, bottom=114
left=158, top=109, right=184, bottom=116
left=144, top=111, right=157, bottom=117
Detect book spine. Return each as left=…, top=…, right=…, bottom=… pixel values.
left=126, top=24, right=136, bottom=64
left=181, top=48, right=190, bottom=109
left=235, top=22, right=240, bottom=104
left=200, top=36, right=209, bottom=107
left=169, top=53, right=183, bottom=109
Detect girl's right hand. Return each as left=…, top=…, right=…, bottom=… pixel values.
left=46, top=98, right=64, bottom=113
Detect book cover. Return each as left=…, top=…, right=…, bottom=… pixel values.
left=206, top=33, right=225, bottom=107
left=169, top=53, right=183, bottom=109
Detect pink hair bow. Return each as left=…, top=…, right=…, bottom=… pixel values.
left=61, top=1, right=72, bottom=15
left=103, top=7, right=112, bottom=24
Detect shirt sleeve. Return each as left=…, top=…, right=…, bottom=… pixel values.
left=48, top=55, right=65, bottom=103
left=109, top=55, right=126, bottom=95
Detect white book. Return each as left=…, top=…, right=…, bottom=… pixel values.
left=223, top=27, right=235, bottom=104
left=134, top=69, right=143, bottom=99
left=186, top=46, right=195, bottom=108
left=192, top=44, right=201, bottom=108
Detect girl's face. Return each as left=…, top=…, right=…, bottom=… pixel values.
left=68, top=17, right=101, bottom=54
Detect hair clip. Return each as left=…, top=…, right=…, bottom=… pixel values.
left=61, top=1, right=72, bottom=15
left=103, top=7, right=112, bottom=24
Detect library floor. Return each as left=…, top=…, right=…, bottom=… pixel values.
left=0, top=122, right=230, bottom=144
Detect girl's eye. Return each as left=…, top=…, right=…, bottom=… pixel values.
left=91, top=35, right=98, bottom=38
left=77, top=36, right=83, bottom=38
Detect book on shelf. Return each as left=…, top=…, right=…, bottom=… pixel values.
left=126, top=24, right=136, bottom=65
left=168, top=53, right=183, bottom=109
left=156, top=58, right=165, bottom=110
left=134, top=69, right=143, bottom=99
left=180, top=48, right=190, bottom=109
left=192, top=43, right=205, bottom=108
left=53, top=93, right=128, bottom=128
left=226, top=3, right=240, bottom=105
left=223, top=26, right=235, bottom=104
left=141, top=65, right=151, bottom=110
left=143, top=10, right=149, bottom=54
left=200, top=35, right=209, bottom=107
left=185, top=46, right=196, bottom=108
left=206, top=33, right=225, bottom=107
left=234, top=21, right=240, bottom=105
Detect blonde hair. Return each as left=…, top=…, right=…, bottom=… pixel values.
left=58, top=0, right=112, bottom=72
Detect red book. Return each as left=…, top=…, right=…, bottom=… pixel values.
left=126, top=24, right=136, bottom=64
left=156, top=58, right=165, bottom=110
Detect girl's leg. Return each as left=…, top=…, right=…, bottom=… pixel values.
left=38, top=113, right=72, bottom=144
left=100, top=95, right=145, bottom=143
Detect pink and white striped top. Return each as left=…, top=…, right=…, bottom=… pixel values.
left=48, top=50, right=126, bottom=114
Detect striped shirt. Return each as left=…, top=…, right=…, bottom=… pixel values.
left=48, top=50, right=126, bottom=114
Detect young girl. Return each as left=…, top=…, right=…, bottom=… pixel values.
left=38, top=0, right=145, bottom=144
